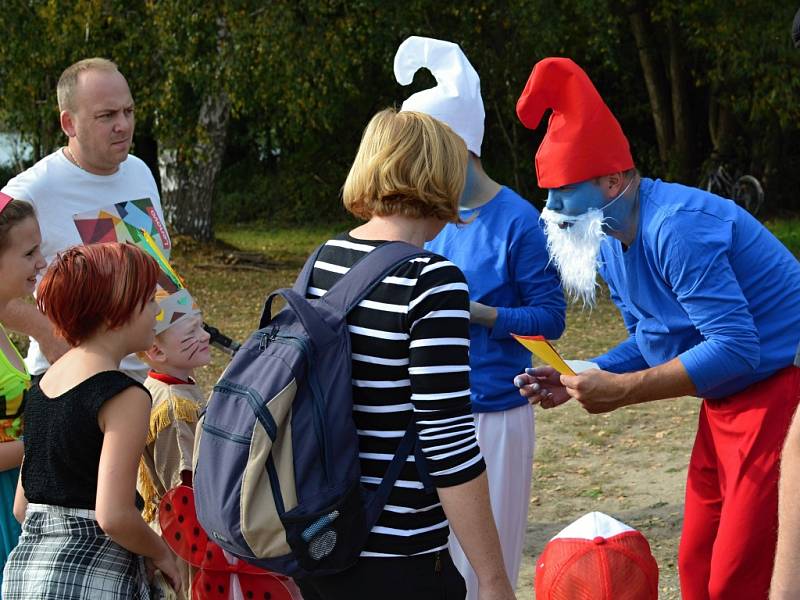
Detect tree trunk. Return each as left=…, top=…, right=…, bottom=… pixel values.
left=667, top=19, right=693, bottom=182
left=158, top=92, right=230, bottom=242
left=493, top=100, right=521, bottom=193
left=628, top=5, right=673, bottom=168
left=157, top=15, right=231, bottom=243
left=708, top=92, right=735, bottom=158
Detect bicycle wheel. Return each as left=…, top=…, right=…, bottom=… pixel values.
left=734, top=175, right=764, bottom=216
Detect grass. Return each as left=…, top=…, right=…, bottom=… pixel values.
left=765, top=218, right=800, bottom=256
left=216, top=221, right=356, bottom=261
left=166, top=216, right=798, bottom=600
left=168, top=223, right=358, bottom=396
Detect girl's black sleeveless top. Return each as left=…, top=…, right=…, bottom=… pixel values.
left=22, top=371, right=149, bottom=510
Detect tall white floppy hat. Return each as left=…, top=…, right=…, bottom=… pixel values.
left=394, top=36, right=485, bottom=156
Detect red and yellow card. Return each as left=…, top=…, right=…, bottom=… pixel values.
left=511, top=334, right=576, bottom=376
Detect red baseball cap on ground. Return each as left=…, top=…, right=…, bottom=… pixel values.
left=535, top=512, right=659, bottom=600
left=516, top=57, right=634, bottom=189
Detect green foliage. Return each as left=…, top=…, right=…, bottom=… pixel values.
left=0, top=0, right=149, bottom=160
left=1, top=0, right=799, bottom=225
left=142, top=1, right=236, bottom=151
left=682, top=1, right=800, bottom=128
left=765, top=218, right=800, bottom=257
left=214, top=152, right=353, bottom=225
left=215, top=0, right=652, bottom=219
left=0, top=164, right=17, bottom=189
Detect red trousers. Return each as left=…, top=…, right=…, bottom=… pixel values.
left=678, top=366, right=800, bottom=600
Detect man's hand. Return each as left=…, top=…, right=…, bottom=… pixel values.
left=559, top=369, right=633, bottom=413
left=514, top=366, right=571, bottom=408
left=517, top=358, right=695, bottom=414
left=470, top=301, right=497, bottom=328
left=515, top=366, right=634, bottom=413
left=37, top=333, right=70, bottom=364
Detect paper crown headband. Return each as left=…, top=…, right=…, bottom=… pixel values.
left=132, top=228, right=200, bottom=335
left=394, top=36, right=485, bottom=156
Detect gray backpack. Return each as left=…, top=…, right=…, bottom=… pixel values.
left=193, top=241, right=433, bottom=577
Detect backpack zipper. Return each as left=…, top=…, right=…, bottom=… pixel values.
left=214, top=381, right=278, bottom=441
left=211, top=380, right=287, bottom=516
left=202, top=422, right=251, bottom=445
left=266, top=454, right=286, bottom=515
left=205, top=417, right=286, bottom=516
left=269, top=334, right=331, bottom=484
left=258, top=326, right=279, bottom=351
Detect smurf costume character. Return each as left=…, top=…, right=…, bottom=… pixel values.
left=514, top=57, right=800, bottom=600
left=396, top=36, right=566, bottom=599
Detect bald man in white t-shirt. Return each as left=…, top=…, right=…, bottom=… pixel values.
left=1, top=58, right=169, bottom=382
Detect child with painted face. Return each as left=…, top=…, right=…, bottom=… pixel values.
left=137, top=286, right=210, bottom=600
left=0, top=193, right=46, bottom=587
left=3, top=242, right=181, bottom=599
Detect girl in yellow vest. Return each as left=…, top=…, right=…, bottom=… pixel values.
left=0, top=193, right=46, bottom=586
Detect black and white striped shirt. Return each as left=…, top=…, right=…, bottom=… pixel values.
left=309, top=233, right=485, bottom=557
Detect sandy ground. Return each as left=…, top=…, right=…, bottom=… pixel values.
left=517, top=397, right=698, bottom=599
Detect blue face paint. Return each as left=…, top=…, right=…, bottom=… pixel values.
left=546, top=178, right=635, bottom=232
left=459, top=159, right=478, bottom=207
left=600, top=177, right=634, bottom=231
left=545, top=181, right=606, bottom=217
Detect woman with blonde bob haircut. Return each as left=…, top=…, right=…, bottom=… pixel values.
left=343, top=108, right=467, bottom=223
left=295, top=108, right=516, bottom=600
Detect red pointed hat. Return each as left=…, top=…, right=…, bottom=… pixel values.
left=516, top=57, right=633, bottom=189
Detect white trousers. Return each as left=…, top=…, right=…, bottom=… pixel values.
left=448, top=403, right=535, bottom=599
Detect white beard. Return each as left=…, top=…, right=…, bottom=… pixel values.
left=541, top=207, right=606, bottom=307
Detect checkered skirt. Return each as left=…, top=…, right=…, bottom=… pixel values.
left=2, top=504, right=150, bottom=599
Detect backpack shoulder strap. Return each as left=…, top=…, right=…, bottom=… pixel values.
left=257, top=244, right=325, bottom=329
left=322, top=241, right=427, bottom=314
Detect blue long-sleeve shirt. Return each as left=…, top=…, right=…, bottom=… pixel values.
left=594, top=177, right=800, bottom=399
left=426, top=186, right=566, bottom=412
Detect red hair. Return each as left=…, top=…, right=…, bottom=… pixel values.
left=37, top=243, right=160, bottom=347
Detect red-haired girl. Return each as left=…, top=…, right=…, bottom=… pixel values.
left=0, top=193, right=46, bottom=587
left=2, top=242, right=181, bottom=599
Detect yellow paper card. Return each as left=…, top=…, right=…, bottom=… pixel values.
left=511, top=334, right=576, bottom=376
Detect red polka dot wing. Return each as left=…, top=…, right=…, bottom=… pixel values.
left=192, top=569, right=302, bottom=600
left=159, top=485, right=303, bottom=599
left=159, top=485, right=210, bottom=569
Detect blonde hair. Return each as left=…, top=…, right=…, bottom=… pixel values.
left=343, top=108, right=468, bottom=222
left=57, top=57, right=120, bottom=112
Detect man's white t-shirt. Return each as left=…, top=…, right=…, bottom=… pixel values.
left=2, top=149, right=170, bottom=379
